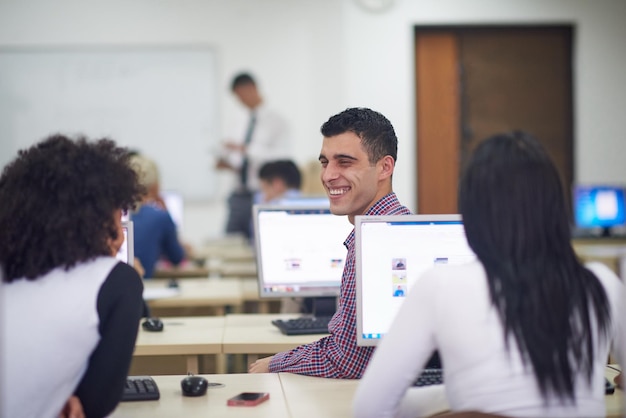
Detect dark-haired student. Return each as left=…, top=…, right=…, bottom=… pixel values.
left=249, top=107, right=411, bottom=377
left=0, top=135, right=145, bottom=418
left=353, top=131, right=623, bottom=418
left=258, top=159, right=302, bottom=204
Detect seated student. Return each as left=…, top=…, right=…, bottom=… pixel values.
left=249, top=107, right=412, bottom=376
left=0, top=134, right=145, bottom=418
left=129, top=154, right=188, bottom=278
left=258, top=159, right=302, bottom=203
left=257, top=159, right=314, bottom=314
left=353, top=131, right=624, bottom=418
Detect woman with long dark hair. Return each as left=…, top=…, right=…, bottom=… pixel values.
left=353, top=131, right=622, bottom=417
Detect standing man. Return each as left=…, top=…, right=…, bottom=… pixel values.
left=249, top=107, right=411, bottom=378
left=217, top=72, right=291, bottom=237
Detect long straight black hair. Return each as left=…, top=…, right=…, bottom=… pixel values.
left=459, top=131, right=610, bottom=401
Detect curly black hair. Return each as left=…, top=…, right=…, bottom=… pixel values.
left=0, top=134, right=145, bottom=282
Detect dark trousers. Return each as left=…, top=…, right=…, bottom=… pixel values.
left=225, top=189, right=254, bottom=238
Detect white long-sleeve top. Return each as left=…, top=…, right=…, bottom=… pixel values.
left=353, top=261, right=623, bottom=418
left=222, top=104, right=291, bottom=190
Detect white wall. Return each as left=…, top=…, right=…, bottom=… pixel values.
left=1, top=0, right=624, bottom=245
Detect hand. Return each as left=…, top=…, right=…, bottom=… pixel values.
left=249, top=356, right=273, bottom=373
left=614, top=372, right=622, bottom=389
left=216, top=158, right=236, bottom=171
left=223, top=141, right=246, bottom=153
left=59, top=396, right=84, bottom=418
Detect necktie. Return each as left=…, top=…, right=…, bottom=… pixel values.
left=240, top=113, right=257, bottom=189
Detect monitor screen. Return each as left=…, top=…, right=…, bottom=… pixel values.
left=160, top=190, right=184, bottom=230
left=573, top=185, right=626, bottom=230
left=252, top=204, right=353, bottom=298
left=355, top=214, right=476, bottom=346
left=115, top=221, right=135, bottom=266
left=275, top=195, right=330, bottom=207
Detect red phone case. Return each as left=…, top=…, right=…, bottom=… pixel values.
left=227, top=392, right=270, bottom=406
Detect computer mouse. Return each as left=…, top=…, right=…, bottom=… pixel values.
left=141, top=317, right=164, bottom=332
left=181, top=375, right=209, bottom=397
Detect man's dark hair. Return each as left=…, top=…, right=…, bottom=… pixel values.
left=259, top=160, right=302, bottom=189
left=459, top=130, right=610, bottom=402
left=0, top=134, right=145, bottom=282
left=320, top=107, right=397, bottom=164
left=231, top=72, right=256, bottom=91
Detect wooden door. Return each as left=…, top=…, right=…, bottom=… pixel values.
left=415, top=26, right=573, bottom=214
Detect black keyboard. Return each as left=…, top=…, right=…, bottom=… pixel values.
left=271, top=316, right=332, bottom=335
left=413, top=368, right=443, bottom=387
left=121, top=376, right=160, bottom=402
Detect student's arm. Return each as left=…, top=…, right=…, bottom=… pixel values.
left=264, top=258, right=373, bottom=378
left=267, top=333, right=374, bottom=378
left=74, top=262, right=143, bottom=418
left=352, top=271, right=440, bottom=418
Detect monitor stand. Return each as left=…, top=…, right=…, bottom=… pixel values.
left=302, top=296, right=337, bottom=318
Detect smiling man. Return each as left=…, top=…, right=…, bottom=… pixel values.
left=249, top=107, right=411, bottom=378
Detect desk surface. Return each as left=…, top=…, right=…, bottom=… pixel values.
left=218, top=261, right=258, bottom=278
left=132, top=314, right=327, bottom=374
left=151, top=262, right=211, bottom=279
left=222, top=314, right=328, bottom=354
left=143, top=279, right=243, bottom=308
left=111, top=373, right=289, bottom=418
left=134, top=316, right=224, bottom=356
left=110, top=369, right=624, bottom=418
left=605, top=365, right=623, bottom=418
left=279, top=373, right=358, bottom=418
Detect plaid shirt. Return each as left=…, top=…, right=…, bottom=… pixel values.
left=268, top=192, right=411, bottom=378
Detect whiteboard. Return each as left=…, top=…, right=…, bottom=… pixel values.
left=0, top=47, right=219, bottom=200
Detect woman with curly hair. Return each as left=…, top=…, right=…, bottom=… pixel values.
left=1, top=134, right=146, bottom=418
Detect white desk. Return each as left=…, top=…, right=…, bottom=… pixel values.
left=144, top=278, right=243, bottom=316
left=132, top=313, right=324, bottom=375
left=573, top=239, right=626, bottom=276
left=133, top=316, right=225, bottom=374
left=217, top=261, right=258, bottom=278
left=195, top=239, right=255, bottom=268
left=278, top=373, right=358, bottom=418
left=111, top=373, right=289, bottom=418
left=222, top=314, right=328, bottom=364
left=109, top=368, right=624, bottom=418
left=151, top=264, right=211, bottom=279
left=238, top=277, right=281, bottom=313
left=605, top=365, right=623, bottom=418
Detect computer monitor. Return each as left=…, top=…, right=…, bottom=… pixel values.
left=573, top=184, right=626, bottom=237
left=275, top=195, right=330, bottom=207
left=355, top=214, right=476, bottom=347
left=252, top=204, right=353, bottom=313
left=116, top=221, right=135, bottom=266
left=160, top=190, right=184, bottom=230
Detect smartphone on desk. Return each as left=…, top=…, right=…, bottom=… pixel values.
left=227, top=392, right=270, bottom=406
